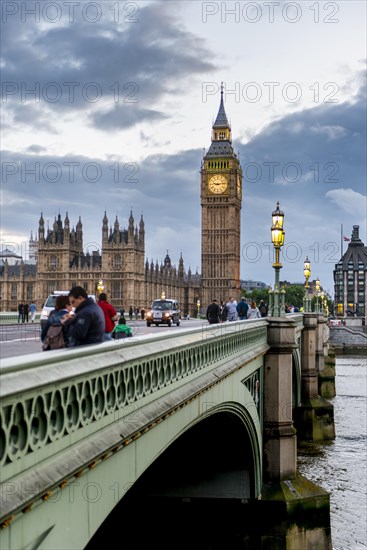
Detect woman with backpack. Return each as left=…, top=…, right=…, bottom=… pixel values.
left=41, top=295, right=73, bottom=350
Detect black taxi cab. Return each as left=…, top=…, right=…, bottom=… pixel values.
left=146, top=299, right=181, bottom=327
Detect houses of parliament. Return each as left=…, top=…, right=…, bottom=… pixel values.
left=0, top=89, right=242, bottom=313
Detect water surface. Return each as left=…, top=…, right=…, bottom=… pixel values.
left=298, top=356, right=367, bottom=550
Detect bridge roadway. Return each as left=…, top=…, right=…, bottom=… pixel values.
left=0, top=319, right=203, bottom=359
left=0, top=314, right=333, bottom=549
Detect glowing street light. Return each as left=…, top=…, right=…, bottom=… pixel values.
left=268, top=202, right=285, bottom=317
left=315, top=277, right=320, bottom=313
left=303, top=256, right=311, bottom=313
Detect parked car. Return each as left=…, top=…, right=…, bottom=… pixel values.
left=40, top=291, right=96, bottom=327
left=146, top=299, right=181, bottom=327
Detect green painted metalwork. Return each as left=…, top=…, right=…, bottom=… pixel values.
left=0, top=321, right=267, bottom=505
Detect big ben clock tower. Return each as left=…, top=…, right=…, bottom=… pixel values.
left=201, top=84, right=242, bottom=308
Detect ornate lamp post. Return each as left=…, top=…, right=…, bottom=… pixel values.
left=303, top=256, right=311, bottom=313
left=161, top=291, right=166, bottom=300
left=268, top=202, right=285, bottom=317
left=315, top=277, right=320, bottom=313
left=320, top=290, right=326, bottom=315
left=96, top=279, right=104, bottom=295
left=197, top=298, right=201, bottom=319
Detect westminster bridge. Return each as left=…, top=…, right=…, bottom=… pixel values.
left=0, top=314, right=336, bottom=549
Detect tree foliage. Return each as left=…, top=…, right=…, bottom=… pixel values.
left=242, top=285, right=311, bottom=309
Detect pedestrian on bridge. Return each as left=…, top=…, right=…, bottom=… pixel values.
left=236, top=297, right=249, bottom=320
left=98, top=293, right=118, bottom=341
left=226, top=297, right=238, bottom=321
left=64, top=286, right=105, bottom=347
left=247, top=301, right=261, bottom=319
left=206, top=299, right=221, bottom=324
left=220, top=300, right=228, bottom=322
left=29, top=302, right=37, bottom=322
left=23, top=303, right=29, bottom=323
left=17, top=303, right=24, bottom=323
left=112, top=317, right=133, bottom=339
left=41, top=295, right=73, bottom=350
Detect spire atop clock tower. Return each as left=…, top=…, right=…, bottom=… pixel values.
left=213, top=82, right=230, bottom=131
left=207, top=83, right=234, bottom=155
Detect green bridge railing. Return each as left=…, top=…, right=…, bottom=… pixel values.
left=0, top=319, right=268, bottom=525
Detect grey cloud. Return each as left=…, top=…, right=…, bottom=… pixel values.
left=238, top=82, right=366, bottom=197
left=91, top=104, right=168, bottom=131
left=2, top=2, right=216, bottom=130
left=26, top=144, right=47, bottom=154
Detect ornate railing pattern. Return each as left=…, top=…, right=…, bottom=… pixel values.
left=0, top=321, right=268, bottom=479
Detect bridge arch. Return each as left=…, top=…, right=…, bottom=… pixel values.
left=86, top=402, right=262, bottom=548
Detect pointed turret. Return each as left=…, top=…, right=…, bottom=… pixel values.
left=38, top=213, right=45, bottom=242
left=213, top=83, right=230, bottom=129
left=139, top=214, right=145, bottom=232
left=57, top=213, right=63, bottom=229
left=64, top=212, right=70, bottom=242
left=128, top=210, right=134, bottom=242
left=139, top=214, right=145, bottom=247
left=52, top=217, right=58, bottom=243
left=212, top=82, right=231, bottom=142
left=102, top=211, right=108, bottom=243
left=205, top=83, right=235, bottom=158
left=114, top=215, right=120, bottom=243
left=76, top=216, right=83, bottom=247
left=70, top=227, right=75, bottom=246
left=164, top=251, right=171, bottom=269
left=178, top=253, right=184, bottom=278
left=29, top=230, right=38, bottom=262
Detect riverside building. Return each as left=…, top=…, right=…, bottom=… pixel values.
left=334, top=225, right=367, bottom=318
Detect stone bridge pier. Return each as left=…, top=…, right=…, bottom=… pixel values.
left=256, top=316, right=332, bottom=549
left=295, top=313, right=335, bottom=441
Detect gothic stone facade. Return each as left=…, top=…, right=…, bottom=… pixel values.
left=0, top=211, right=200, bottom=315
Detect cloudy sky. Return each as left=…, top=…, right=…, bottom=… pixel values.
left=1, top=0, right=366, bottom=296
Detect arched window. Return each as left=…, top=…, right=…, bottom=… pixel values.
left=114, top=255, right=122, bottom=269
left=50, top=255, right=57, bottom=270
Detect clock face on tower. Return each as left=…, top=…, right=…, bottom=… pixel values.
left=208, top=174, right=228, bottom=194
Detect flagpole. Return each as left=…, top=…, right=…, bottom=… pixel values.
left=341, top=223, right=343, bottom=257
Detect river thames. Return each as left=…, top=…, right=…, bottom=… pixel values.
left=298, top=355, right=367, bottom=550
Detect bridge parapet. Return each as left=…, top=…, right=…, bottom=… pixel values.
left=0, top=320, right=268, bottom=525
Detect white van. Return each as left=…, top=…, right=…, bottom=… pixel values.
left=40, top=291, right=96, bottom=327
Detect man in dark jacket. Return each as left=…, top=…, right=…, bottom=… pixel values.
left=65, top=286, right=105, bottom=346
left=206, top=299, right=221, bottom=324
left=236, top=297, right=249, bottom=320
